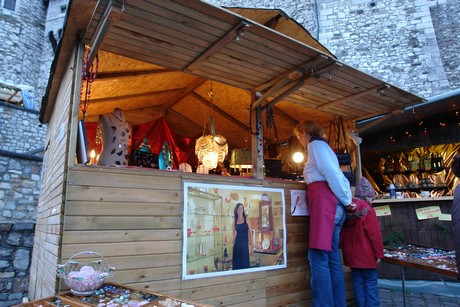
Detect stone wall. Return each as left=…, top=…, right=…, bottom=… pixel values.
left=316, top=0, right=451, bottom=97
left=0, top=0, right=61, bottom=304
left=0, top=153, right=42, bottom=223
left=430, top=0, right=460, bottom=90
left=0, top=102, right=47, bottom=153
left=0, top=102, right=44, bottom=307
left=0, top=0, right=46, bottom=110
left=0, top=222, right=35, bottom=307
left=38, top=0, right=69, bottom=108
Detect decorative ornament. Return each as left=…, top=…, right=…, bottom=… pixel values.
left=159, top=141, right=173, bottom=170
left=80, top=49, right=99, bottom=120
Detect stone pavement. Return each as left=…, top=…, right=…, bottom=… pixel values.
left=378, top=288, right=460, bottom=306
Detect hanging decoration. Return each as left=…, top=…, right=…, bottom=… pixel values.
left=80, top=48, right=99, bottom=120
left=195, top=84, right=228, bottom=169
left=195, top=117, right=228, bottom=169
left=265, top=107, right=280, bottom=159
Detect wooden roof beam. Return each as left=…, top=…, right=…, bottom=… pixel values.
left=262, top=77, right=310, bottom=111
left=251, top=70, right=304, bottom=110
left=96, top=68, right=176, bottom=79
left=263, top=12, right=286, bottom=29
left=251, top=55, right=335, bottom=110
left=262, top=59, right=338, bottom=110
left=357, top=113, right=392, bottom=133
left=190, top=92, right=250, bottom=132
left=184, top=21, right=253, bottom=72
left=86, top=0, right=123, bottom=70
left=316, top=84, right=390, bottom=110
left=253, top=55, right=329, bottom=93
left=79, top=88, right=181, bottom=105
left=162, top=77, right=207, bottom=110
left=273, top=106, right=299, bottom=126
left=82, top=105, right=165, bottom=123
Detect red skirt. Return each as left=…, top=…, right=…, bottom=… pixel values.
left=307, top=181, right=338, bottom=251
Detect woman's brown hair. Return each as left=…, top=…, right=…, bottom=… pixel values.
left=294, top=120, right=325, bottom=138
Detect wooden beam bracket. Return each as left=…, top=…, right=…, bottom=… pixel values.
left=184, top=20, right=253, bottom=72
left=86, top=0, right=124, bottom=71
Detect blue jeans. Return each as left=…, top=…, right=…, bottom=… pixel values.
left=308, top=203, right=346, bottom=307
left=351, top=268, right=379, bottom=307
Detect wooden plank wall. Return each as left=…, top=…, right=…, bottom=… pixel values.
left=61, top=166, right=354, bottom=306
left=28, top=49, right=77, bottom=299
left=375, top=199, right=455, bottom=280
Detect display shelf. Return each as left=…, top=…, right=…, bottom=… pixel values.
left=254, top=245, right=281, bottom=255
left=186, top=188, right=233, bottom=273
left=383, top=167, right=446, bottom=176
left=385, top=185, right=448, bottom=193
left=188, top=188, right=222, bottom=201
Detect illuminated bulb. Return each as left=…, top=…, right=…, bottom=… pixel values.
left=293, top=152, right=305, bottom=163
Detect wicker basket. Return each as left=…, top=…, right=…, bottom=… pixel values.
left=57, top=251, right=115, bottom=296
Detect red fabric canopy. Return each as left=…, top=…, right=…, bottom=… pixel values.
left=84, top=116, right=198, bottom=169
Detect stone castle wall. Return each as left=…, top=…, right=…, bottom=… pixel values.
left=0, top=101, right=44, bottom=306
left=430, top=0, right=460, bottom=89
left=0, top=0, right=46, bottom=110
left=0, top=222, right=35, bottom=307
left=0, top=1, right=50, bottom=304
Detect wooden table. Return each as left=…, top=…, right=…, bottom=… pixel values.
left=382, top=245, right=459, bottom=306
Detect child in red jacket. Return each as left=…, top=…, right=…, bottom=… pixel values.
left=340, top=177, right=384, bottom=307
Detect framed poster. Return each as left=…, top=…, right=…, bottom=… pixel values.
left=182, top=182, right=287, bottom=280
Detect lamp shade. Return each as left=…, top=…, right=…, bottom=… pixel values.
left=230, top=148, right=252, bottom=170
left=195, top=134, right=228, bottom=169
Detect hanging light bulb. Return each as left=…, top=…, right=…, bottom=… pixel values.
left=293, top=151, right=305, bottom=163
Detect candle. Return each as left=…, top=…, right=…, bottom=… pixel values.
left=89, top=149, right=96, bottom=165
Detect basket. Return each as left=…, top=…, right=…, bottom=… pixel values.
left=57, top=251, right=115, bottom=296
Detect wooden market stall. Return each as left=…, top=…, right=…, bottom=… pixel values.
left=29, top=0, right=425, bottom=305
left=356, top=90, right=460, bottom=280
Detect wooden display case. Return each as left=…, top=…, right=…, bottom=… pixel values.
left=186, top=188, right=232, bottom=274
left=14, top=282, right=212, bottom=307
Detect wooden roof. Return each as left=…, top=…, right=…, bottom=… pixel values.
left=41, top=0, right=424, bottom=149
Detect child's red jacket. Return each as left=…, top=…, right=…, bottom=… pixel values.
left=339, top=198, right=384, bottom=268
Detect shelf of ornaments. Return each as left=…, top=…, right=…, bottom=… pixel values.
left=382, top=166, right=446, bottom=176
left=187, top=211, right=235, bottom=217
left=186, top=242, right=233, bottom=273
left=186, top=251, right=222, bottom=264
left=188, top=188, right=222, bottom=201
left=384, top=186, right=448, bottom=193
left=187, top=230, right=232, bottom=238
